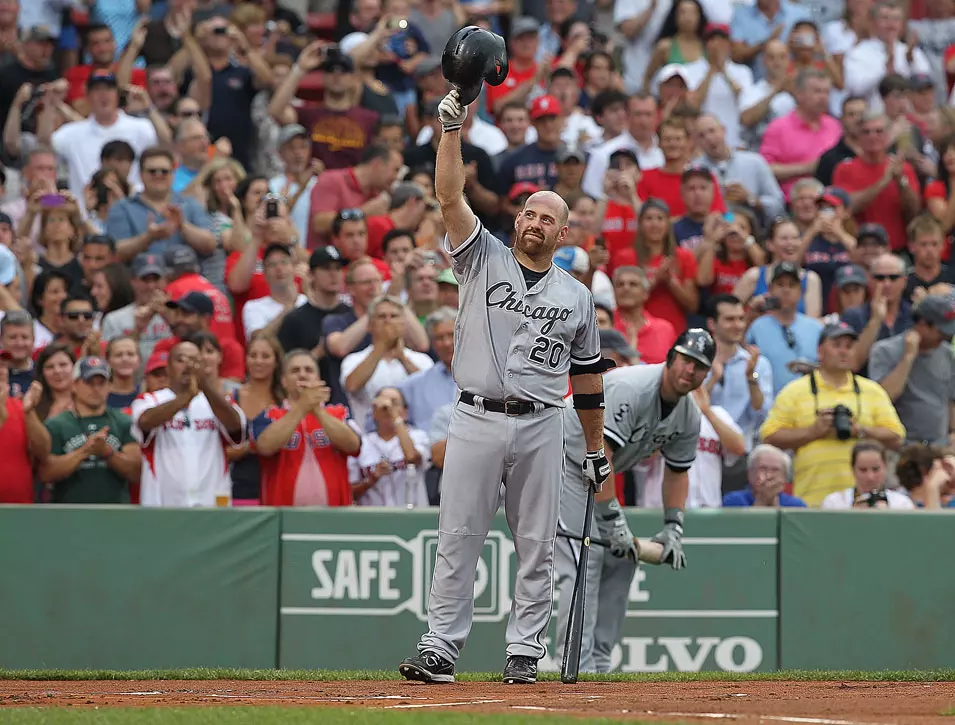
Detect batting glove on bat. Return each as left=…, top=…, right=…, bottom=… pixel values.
left=438, top=89, right=467, bottom=132
left=651, top=508, right=686, bottom=570
left=582, top=448, right=611, bottom=493
left=596, top=498, right=638, bottom=560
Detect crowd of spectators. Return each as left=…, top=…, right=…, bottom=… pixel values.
left=1, top=0, right=955, bottom=511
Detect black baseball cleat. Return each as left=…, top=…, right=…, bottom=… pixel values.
left=399, top=651, right=456, bottom=683
left=502, top=655, right=538, bottom=684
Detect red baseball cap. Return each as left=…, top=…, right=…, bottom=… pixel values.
left=508, top=181, right=542, bottom=202
left=145, top=350, right=169, bottom=375
left=703, top=23, right=731, bottom=39
left=530, top=95, right=561, bottom=120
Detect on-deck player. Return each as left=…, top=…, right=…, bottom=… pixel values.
left=398, top=88, right=611, bottom=685
left=553, top=329, right=715, bottom=673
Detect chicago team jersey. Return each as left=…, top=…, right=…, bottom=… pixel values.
left=131, top=390, right=246, bottom=507
left=251, top=403, right=357, bottom=507
left=348, top=428, right=431, bottom=507
left=444, top=220, right=601, bottom=407
left=564, top=364, right=702, bottom=477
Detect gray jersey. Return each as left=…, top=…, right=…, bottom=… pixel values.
left=564, top=364, right=701, bottom=473
left=443, top=220, right=601, bottom=406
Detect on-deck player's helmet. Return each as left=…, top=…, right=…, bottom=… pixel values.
left=442, top=26, right=508, bottom=106
left=668, top=328, right=716, bottom=368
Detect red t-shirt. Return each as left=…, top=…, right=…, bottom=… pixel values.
left=366, top=215, right=395, bottom=260
left=626, top=247, right=699, bottom=334
left=485, top=61, right=539, bottom=116
left=65, top=64, right=147, bottom=103
left=296, top=104, right=381, bottom=171
left=251, top=403, right=355, bottom=506
left=165, top=273, right=237, bottom=346
left=306, top=167, right=376, bottom=249
left=601, top=200, right=638, bottom=273
left=945, top=45, right=955, bottom=94
left=711, top=258, right=750, bottom=296
left=0, top=399, right=34, bottom=503
left=224, top=247, right=304, bottom=341
left=613, top=310, right=677, bottom=365
left=833, top=156, right=919, bottom=251
left=923, top=180, right=953, bottom=259
left=152, top=335, right=246, bottom=380
left=636, top=169, right=726, bottom=218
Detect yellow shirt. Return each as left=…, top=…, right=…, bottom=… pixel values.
left=760, top=373, right=905, bottom=506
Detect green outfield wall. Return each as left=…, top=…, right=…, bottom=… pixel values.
left=0, top=506, right=950, bottom=672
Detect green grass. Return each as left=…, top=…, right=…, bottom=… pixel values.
left=0, top=668, right=954, bottom=682
left=0, top=709, right=671, bottom=725
left=941, top=705, right=955, bottom=716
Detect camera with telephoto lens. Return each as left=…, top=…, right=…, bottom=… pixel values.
left=832, top=404, right=854, bottom=441
left=854, top=488, right=889, bottom=507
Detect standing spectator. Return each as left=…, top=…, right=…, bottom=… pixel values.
left=738, top=40, right=796, bottom=151
left=350, top=386, right=430, bottom=506
left=706, top=293, right=774, bottom=450
left=730, top=0, right=811, bottom=80
left=801, top=186, right=857, bottom=303
left=673, top=165, right=722, bottom=253
left=153, top=291, right=245, bottom=381
left=323, top=211, right=389, bottom=281
left=843, top=1, right=930, bottom=109
left=0, top=147, right=58, bottom=245
left=826, top=263, right=870, bottom=324
left=0, top=27, right=59, bottom=136
left=815, top=95, right=868, bottom=186
left=693, top=113, right=786, bottom=221
left=164, top=246, right=237, bottom=348
left=269, top=124, right=322, bottom=246
left=48, top=72, right=161, bottom=208
left=761, top=69, right=842, bottom=199
left=405, top=262, right=441, bottom=324
left=497, top=95, right=564, bottom=219
left=869, top=294, right=955, bottom=446
left=614, top=0, right=673, bottom=94
left=684, top=23, right=754, bottom=149
left=722, top=443, right=807, bottom=506
left=821, top=440, right=914, bottom=508
left=708, top=211, right=766, bottom=295
left=171, top=118, right=212, bottom=194
left=485, top=17, right=547, bottom=117
left=637, top=117, right=725, bottom=216
left=185, top=14, right=271, bottom=172
left=854, top=221, right=891, bottom=269
left=1, top=310, right=37, bottom=396
left=761, top=321, right=905, bottom=505
left=366, top=183, right=428, bottom=260
left=372, top=0, right=432, bottom=118
left=307, top=145, right=403, bottom=248
left=643, top=0, right=707, bottom=92
left=341, top=296, right=434, bottom=428
left=55, top=294, right=102, bottom=361
left=745, top=261, right=824, bottom=393
left=399, top=307, right=456, bottom=433
left=277, top=244, right=348, bottom=358
left=923, top=133, right=955, bottom=241
left=100, top=253, right=172, bottom=364
left=65, top=23, right=146, bottom=115
left=106, top=147, right=217, bottom=262
left=0, top=368, right=45, bottom=504
left=191, top=157, right=248, bottom=294
left=252, top=349, right=361, bottom=506
left=904, top=215, right=955, bottom=303
left=612, top=267, right=678, bottom=365
left=582, top=94, right=665, bottom=199
left=105, top=337, right=141, bottom=410
left=270, top=42, right=379, bottom=171
left=842, top=251, right=913, bottom=371
left=39, top=356, right=141, bottom=504
left=29, top=270, right=68, bottom=350
left=132, top=340, right=245, bottom=507
left=34, top=343, right=75, bottom=421
left=241, top=243, right=307, bottom=340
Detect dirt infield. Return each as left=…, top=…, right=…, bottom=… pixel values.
left=2, top=679, right=955, bottom=722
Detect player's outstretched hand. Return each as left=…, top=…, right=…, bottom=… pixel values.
left=438, top=89, right=467, bottom=132
left=582, top=449, right=611, bottom=492
left=651, top=521, right=686, bottom=570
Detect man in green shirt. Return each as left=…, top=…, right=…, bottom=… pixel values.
left=39, top=357, right=142, bottom=504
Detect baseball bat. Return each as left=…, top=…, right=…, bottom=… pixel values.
left=556, top=528, right=665, bottom=565
left=560, top=483, right=595, bottom=684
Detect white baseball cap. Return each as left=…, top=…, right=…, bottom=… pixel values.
left=658, top=64, right=690, bottom=86
left=340, top=32, right=369, bottom=56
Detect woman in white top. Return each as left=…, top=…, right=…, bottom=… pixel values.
left=350, top=387, right=431, bottom=508
left=821, top=439, right=915, bottom=509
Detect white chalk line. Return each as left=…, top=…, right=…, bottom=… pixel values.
left=651, top=712, right=896, bottom=725
left=383, top=699, right=506, bottom=709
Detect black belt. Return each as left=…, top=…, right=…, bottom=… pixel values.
left=459, top=391, right=552, bottom=417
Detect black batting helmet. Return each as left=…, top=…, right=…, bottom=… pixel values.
left=442, top=26, right=508, bottom=106
left=667, top=328, right=716, bottom=368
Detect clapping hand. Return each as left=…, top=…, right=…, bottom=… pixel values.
left=86, top=427, right=112, bottom=458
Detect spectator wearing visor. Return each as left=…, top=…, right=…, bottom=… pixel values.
left=745, top=261, right=824, bottom=394
left=39, top=356, right=141, bottom=504
left=762, top=321, right=905, bottom=506
left=870, top=294, right=955, bottom=447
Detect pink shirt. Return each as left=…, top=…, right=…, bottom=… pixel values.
left=305, top=167, right=374, bottom=250
left=760, top=111, right=843, bottom=199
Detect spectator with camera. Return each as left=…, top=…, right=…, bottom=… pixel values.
left=869, top=294, right=955, bottom=447
left=132, top=339, right=245, bottom=507
left=896, top=443, right=955, bottom=509
left=722, top=444, right=807, bottom=507
left=820, top=439, right=914, bottom=509
left=268, top=124, right=323, bottom=247
left=252, top=349, right=361, bottom=506
left=745, top=262, right=823, bottom=394
left=39, top=356, right=141, bottom=504
left=762, top=321, right=905, bottom=506
left=801, top=187, right=857, bottom=304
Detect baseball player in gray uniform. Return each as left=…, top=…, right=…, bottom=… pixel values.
left=398, top=88, right=611, bottom=685
left=553, top=329, right=715, bottom=673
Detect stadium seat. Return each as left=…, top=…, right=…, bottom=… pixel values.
left=307, top=13, right=336, bottom=41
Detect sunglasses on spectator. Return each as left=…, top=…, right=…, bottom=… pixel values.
left=144, top=167, right=172, bottom=176
left=65, top=311, right=95, bottom=320
left=338, top=208, right=364, bottom=222
left=873, top=273, right=902, bottom=281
